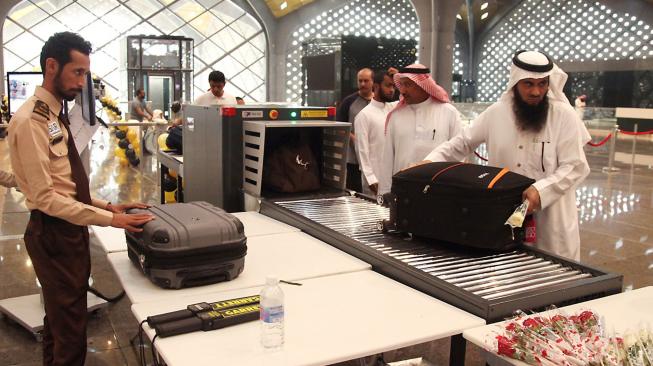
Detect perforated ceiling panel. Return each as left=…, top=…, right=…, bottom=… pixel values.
left=477, top=0, right=653, bottom=102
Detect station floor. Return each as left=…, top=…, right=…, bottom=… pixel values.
left=0, top=128, right=651, bottom=365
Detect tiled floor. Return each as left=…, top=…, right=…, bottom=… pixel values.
left=0, top=128, right=652, bottom=366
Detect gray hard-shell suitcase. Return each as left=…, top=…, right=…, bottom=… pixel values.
left=126, top=202, right=247, bottom=289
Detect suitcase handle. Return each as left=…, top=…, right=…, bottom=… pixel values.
left=422, top=163, right=510, bottom=193
left=423, top=162, right=466, bottom=193
left=487, top=167, right=510, bottom=189
left=429, top=162, right=466, bottom=183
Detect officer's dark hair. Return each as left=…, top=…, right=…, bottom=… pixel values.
left=135, top=88, right=145, bottom=96
left=171, top=101, right=182, bottom=113
left=208, top=71, right=226, bottom=84
left=373, top=70, right=392, bottom=85
left=40, top=32, right=92, bottom=76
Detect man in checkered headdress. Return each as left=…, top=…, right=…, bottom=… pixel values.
left=377, top=64, right=462, bottom=194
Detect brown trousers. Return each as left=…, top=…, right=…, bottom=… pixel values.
left=25, top=210, right=90, bottom=366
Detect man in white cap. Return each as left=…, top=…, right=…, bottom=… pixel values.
left=377, top=64, right=462, bottom=194
left=355, top=69, right=398, bottom=196
left=423, top=50, right=590, bottom=260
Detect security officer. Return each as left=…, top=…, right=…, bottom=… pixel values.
left=8, top=32, right=155, bottom=366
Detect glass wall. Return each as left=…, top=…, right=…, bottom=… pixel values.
left=3, top=0, right=266, bottom=102
left=284, top=0, right=419, bottom=103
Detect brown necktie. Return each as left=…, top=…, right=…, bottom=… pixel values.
left=59, top=111, right=92, bottom=205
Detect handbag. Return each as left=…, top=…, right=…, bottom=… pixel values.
left=263, top=139, right=321, bottom=193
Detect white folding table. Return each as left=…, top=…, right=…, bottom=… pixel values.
left=131, top=270, right=485, bottom=366
left=107, top=231, right=370, bottom=305
left=91, top=225, right=128, bottom=253
left=91, top=211, right=300, bottom=253
left=463, top=286, right=653, bottom=366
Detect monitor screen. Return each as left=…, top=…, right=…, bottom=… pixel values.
left=7, top=72, right=42, bottom=115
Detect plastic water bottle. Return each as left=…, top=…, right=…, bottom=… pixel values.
left=260, top=275, right=284, bottom=349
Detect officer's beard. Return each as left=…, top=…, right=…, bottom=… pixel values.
left=54, top=71, right=82, bottom=102
left=512, top=90, right=549, bottom=133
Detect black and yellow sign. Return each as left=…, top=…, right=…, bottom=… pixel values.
left=210, top=295, right=260, bottom=311
left=301, top=110, right=328, bottom=118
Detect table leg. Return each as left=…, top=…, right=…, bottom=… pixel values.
left=177, top=176, right=184, bottom=203
left=160, top=164, right=168, bottom=204
left=449, top=334, right=466, bottom=366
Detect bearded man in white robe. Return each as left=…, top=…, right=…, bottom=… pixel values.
left=423, top=50, right=590, bottom=261
left=378, top=64, right=462, bottom=195
left=355, top=70, right=398, bottom=196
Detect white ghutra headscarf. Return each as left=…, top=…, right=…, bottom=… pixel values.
left=503, top=50, right=591, bottom=143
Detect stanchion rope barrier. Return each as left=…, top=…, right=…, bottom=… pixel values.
left=472, top=128, right=653, bottom=159
left=587, top=133, right=613, bottom=147
left=474, top=151, right=488, bottom=161
left=618, top=129, right=653, bottom=136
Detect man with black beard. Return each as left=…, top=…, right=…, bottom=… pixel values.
left=513, top=81, right=549, bottom=133
left=355, top=70, right=398, bottom=195
left=8, top=32, right=154, bottom=365
left=423, top=50, right=590, bottom=260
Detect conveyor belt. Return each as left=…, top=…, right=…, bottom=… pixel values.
left=261, top=196, right=623, bottom=321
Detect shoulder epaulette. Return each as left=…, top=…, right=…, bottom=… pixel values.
left=32, top=100, right=50, bottom=121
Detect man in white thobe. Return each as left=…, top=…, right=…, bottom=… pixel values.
left=194, top=70, right=237, bottom=106
left=355, top=70, right=397, bottom=196
left=378, top=64, right=462, bottom=194
left=423, top=50, right=590, bottom=261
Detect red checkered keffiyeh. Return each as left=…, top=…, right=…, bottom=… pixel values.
left=385, top=64, right=450, bottom=134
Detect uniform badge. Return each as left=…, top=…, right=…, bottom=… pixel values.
left=47, top=120, right=64, bottom=144
left=33, top=100, right=50, bottom=120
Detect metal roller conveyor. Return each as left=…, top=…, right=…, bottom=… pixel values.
left=448, top=262, right=563, bottom=285
left=461, top=267, right=573, bottom=291
left=452, top=264, right=564, bottom=287
left=261, top=195, right=623, bottom=321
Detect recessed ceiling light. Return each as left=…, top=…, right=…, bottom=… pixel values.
left=280, top=1, right=287, bottom=10
left=481, top=12, right=488, bottom=20
left=457, top=14, right=462, bottom=20
left=481, top=2, right=488, bottom=10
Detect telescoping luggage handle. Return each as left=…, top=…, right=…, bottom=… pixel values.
left=422, top=163, right=510, bottom=193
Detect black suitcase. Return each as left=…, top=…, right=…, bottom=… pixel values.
left=383, top=162, right=535, bottom=251
left=126, top=202, right=247, bottom=289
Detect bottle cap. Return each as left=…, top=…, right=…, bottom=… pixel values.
left=265, top=275, right=279, bottom=285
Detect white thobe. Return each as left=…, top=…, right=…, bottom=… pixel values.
left=424, top=100, right=590, bottom=261
left=355, top=100, right=396, bottom=191
left=378, top=98, right=462, bottom=194
left=194, top=91, right=237, bottom=106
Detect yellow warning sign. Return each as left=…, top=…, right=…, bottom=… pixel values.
left=300, top=110, right=328, bottom=118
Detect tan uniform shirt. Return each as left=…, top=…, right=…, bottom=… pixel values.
left=0, top=170, right=16, bottom=188
left=8, top=86, right=113, bottom=226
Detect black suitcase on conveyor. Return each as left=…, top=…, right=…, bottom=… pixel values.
left=383, top=162, right=535, bottom=251
left=126, top=202, right=247, bottom=289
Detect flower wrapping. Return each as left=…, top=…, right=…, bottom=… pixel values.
left=491, top=309, right=652, bottom=366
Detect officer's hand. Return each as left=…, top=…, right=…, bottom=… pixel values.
left=388, top=67, right=399, bottom=75
left=107, top=202, right=151, bottom=213
left=111, top=213, right=155, bottom=232
left=369, top=183, right=378, bottom=195
left=522, top=186, right=541, bottom=215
